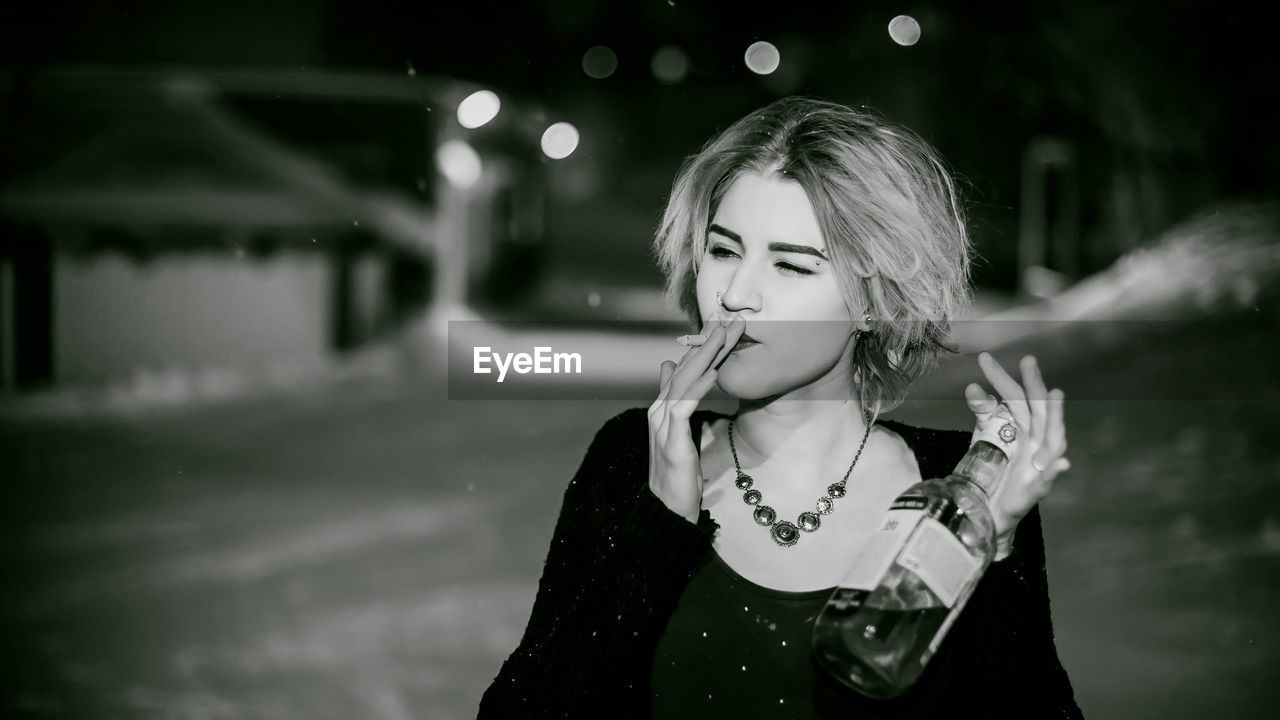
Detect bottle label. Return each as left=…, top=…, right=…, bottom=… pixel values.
left=897, top=518, right=982, bottom=607
left=825, top=587, right=871, bottom=612
left=889, top=495, right=929, bottom=512
left=839, top=499, right=927, bottom=590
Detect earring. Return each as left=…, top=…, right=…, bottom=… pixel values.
left=856, top=313, right=871, bottom=341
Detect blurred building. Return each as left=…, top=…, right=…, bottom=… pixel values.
left=0, top=67, right=551, bottom=391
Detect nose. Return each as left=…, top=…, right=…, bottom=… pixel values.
left=720, top=265, right=763, bottom=314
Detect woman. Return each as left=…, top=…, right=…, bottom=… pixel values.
left=479, top=97, right=1081, bottom=718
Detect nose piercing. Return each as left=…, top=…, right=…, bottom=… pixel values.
left=716, top=291, right=725, bottom=307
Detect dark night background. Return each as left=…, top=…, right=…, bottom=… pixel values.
left=2, top=2, right=1278, bottom=719
left=6, top=0, right=1277, bottom=289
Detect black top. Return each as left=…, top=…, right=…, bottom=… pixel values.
left=477, top=408, right=1083, bottom=719
left=651, top=547, right=839, bottom=717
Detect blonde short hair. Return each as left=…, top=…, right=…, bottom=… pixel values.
left=653, top=96, right=973, bottom=414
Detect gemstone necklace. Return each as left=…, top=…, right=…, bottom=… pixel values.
left=727, top=415, right=873, bottom=548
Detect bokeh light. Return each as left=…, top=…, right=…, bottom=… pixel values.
left=436, top=140, right=483, bottom=189
left=888, top=15, right=922, bottom=46
left=541, top=122, right=580, bottom=160
left=456, top=90, right=501, bottom=129
left=651, top=45, right=690, bottom=84
left=744, top=41, right=781, bottom=75
left=582, top=46, right=618, bottom=79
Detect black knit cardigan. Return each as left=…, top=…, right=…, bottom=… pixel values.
left=478, top=408, right=1083, bottom=719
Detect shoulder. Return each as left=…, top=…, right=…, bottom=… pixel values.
left=564, top=407, right=720, bottom=528
left=566, top=407, right=724, bottom=501
left=597, top=406, right=648, bottom=435
left=564, top=409, right=647, bottom=483
left=876, top=418, right=972, bottom=480
left=556, top=409, right=649, bottom=512
left=587, top=407, right=648, bottom=454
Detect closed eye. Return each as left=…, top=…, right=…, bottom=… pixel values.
left=709, top=246, right=815, bottom=276
left=776, top=262, right=813, bottom=276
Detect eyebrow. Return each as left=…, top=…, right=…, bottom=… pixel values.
left=707, top=223, right=828, bottom=260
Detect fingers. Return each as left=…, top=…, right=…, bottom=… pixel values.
left=1029, top=389, right=1069, bottom=486
left=976, top=356, right=1070, bottom=524
left=653, top=313, right=739, bottom=422
left=665, top=320, right=726, bottom=399
left=1026, top=379, right=1066, bottom=468
left=1020, top=356, right=1048, bottom=444
left=679, top=315, right=745, bottom=370
left=1033, top=456, right=1070, bottom=487
left=651, top=356, right=685, bottom=421
left=660, top=367, right=719, bottom=430
left=667, top=313, right=745, bottom=399
left=654, top=360, right=676, bottom=405
left=965, top=382, right=999, bottom=416
left=687, top=365, right=720, bottom=398
left=978, top=352, right=1030, bottom=430
left=1048, top=389, right=1066, bottom=454
left=710, top=315, right=746, bottom=370
left=976, top=354, right=1070, bottom=483
left=1029, top=386, right=1070, bottom=471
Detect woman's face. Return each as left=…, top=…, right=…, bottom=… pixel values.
left=695, top=173, right=861, bottom=401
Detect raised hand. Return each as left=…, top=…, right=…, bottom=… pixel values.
left=964, top=352, right=1069, bottom=558
left=648, top=311, right=746, bottom=523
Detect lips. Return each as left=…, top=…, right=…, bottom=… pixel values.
left=731, top=332, right=761, bottom=352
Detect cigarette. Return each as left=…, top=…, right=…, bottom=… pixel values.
left=676, top=334, right=707, bottom=346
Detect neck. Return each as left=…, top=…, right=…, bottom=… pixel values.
left=731, top=398, right=871, bottom=465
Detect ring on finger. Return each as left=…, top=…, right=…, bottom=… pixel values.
left=987, top=403, right=1018, bottom=445
left=998, top=422, right=1017, bottom=443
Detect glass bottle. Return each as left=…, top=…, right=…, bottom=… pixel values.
left=811, top=426, right=1011, bottom=699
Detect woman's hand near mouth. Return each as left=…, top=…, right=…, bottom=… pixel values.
left=650, top=312, right=746, bottom=522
